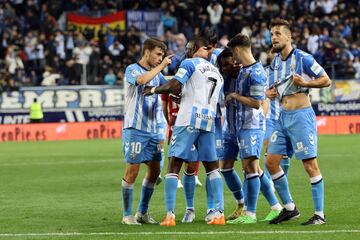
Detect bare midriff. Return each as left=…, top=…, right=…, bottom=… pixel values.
left=281, top=92, right=311, bottom=111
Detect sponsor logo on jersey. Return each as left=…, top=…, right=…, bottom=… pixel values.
left=310, top=62, right=322, bottom=75
left=175, top=68, right=187, bottom=78
left=195, top=113, right=213, bottom=120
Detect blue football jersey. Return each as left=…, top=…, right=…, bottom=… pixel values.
left=123, top=63, right=167, bottom=133
left=265, top=65, right=280, bottom=121
left=223, top=76, right=237, bottom=134
left=236, top=61, right=266, bottom=130
left=271, top=48, right=325, bottom=100
left=210, top=48, right=224, bottom=66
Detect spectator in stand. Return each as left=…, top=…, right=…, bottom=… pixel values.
left=104, top=68, right=117, bottom=85
left=0, top=0, right=359, bottom=89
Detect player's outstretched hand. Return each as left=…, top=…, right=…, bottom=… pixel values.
left=266, top=86, right=277, bottom=100
left=160, top=54, right=175, bottom=69
left=143, top=86, right=154, bottom=96
left=293, top=74, right=308, bottom=87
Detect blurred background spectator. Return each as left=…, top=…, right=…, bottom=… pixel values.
left=0, top=0, right=359, bottom=93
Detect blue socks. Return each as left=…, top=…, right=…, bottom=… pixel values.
left=159, top=149, right=165, bottom=172
left=242, top=171, right=248, bottom=207
left=183, top=172, right=196, bottom=210
left=137, top=179, right=155, bottom=214
left=311, top=175, right=324, bottom=216
left=206, top=175, right=215, bottom=211
left=245, top=173, right=260, bottom=213
left=260, top=171, right=279, bottom=207
left=272, top=170, right=293, bottom=206
left=264, top=154, right=291, bottom=178
left=221, top=168, right=244, bottom=202
left=281, top=156, right=290, bottom=176
left=207, top=170, right=224, bottom=211
left=164, top=173, right=178, bottom=213
left=122, top=179, right=134, bottom=216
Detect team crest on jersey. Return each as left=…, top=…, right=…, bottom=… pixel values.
left=296, top=141, right=304, bottom=150
left=131, top=69, right=139, bottom=77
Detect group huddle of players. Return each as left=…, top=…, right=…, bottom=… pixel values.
left=120, top=19, right=331, bottom=226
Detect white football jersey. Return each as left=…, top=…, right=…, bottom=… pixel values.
left=173, top=57, right=224, bottom=132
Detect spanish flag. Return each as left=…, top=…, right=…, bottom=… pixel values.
left=67, top=11, right=125, bottom=35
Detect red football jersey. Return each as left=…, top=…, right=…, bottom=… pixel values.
left=162, top=94, right=179, bottom=118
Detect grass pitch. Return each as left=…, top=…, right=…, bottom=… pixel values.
left=0, top=135, right=360, bottom=239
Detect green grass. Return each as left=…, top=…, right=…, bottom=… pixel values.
left=0, top=135, right=360, bottom=240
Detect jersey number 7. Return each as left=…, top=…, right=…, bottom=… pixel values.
left=207, top=77, right=217, bottom=104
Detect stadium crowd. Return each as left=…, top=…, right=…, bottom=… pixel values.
left=0, top=0, right=359, bottom=93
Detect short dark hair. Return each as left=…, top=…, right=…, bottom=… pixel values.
left=217, top=47, right=232, bottom=69
left=270, top=18, right=291, bottom=32
left=227, top=33, right=251, bottom=48
left=185, top=35, right=209, bottom=57
left=204, top=28, right=218, bottom=47
left=142, top=37, right=167, bottom=55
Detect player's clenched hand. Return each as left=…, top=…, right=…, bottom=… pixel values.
left=266, top=86, right=277, bottom=100
left=143, top=86, right=155, bottom=96
left=293, top=74, right=308, bottom=87
left=225, top=92, right=237, bottom=104
left=160, top=54, right=174, bottom=68
left=170, top=93, right=181, bottom=104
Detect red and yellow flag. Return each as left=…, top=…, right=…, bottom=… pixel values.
left=67, top=11, right=125, bottom=35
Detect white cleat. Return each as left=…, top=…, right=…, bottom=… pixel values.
left=181, top=209, right=195, bottom=223
left=122, top=215, right=141, bottom=225
left=205, top=209, right=216, bottom=222
left=195, top=176, right=203, bottom=187
left=177, top=179, right=183, bottom=189
left=135, top=212, right=158, bottom=224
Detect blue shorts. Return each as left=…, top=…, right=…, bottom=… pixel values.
left=157, top=123, right=167, bottom=141
left=215, top=117, right=224, bottom=160
left=169, top=126, right=216, bottom=162
left=267, top=107, right=317, bottom=160
left=264, top=119, right=275, bottom=141
left=237, top=129, right=265, bottom=160
left=122, top=128, right=161, bottom=164
left=222, top=129, right=239, bottom=160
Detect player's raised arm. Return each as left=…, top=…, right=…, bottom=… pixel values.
left=143, top=58, right=195, bottom=96
left=292, top=53, right=331, bottom=88
left=143, top=78, right=182, bottom=96
left=226, top=92, right=262, bottom=109
left=136, top=54, right=174, bottom=85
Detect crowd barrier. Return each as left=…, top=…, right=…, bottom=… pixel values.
left=0, top=116, right=359, bottom=142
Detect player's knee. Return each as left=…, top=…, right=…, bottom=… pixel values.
left=242, top=157, right=258, bottom=174
left=219, top=159, right=234, bottom=169
left=265, top=155, right=281, bottom=172
left=302, top=158, right=320, bottom=175
left=124, top=169, right=139, bottom=184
